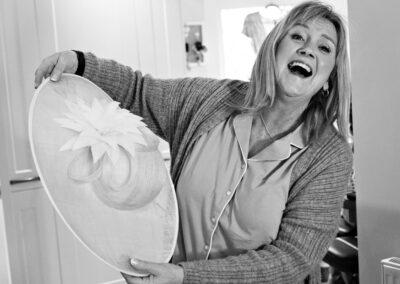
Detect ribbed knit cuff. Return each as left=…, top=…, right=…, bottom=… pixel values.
left=179, top=262, right=202, bottom=284
left=72, top=50, right=85, bottom=76
left=79, top=52, right=101, bottom=82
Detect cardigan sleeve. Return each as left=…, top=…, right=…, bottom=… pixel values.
left=82, top=52, right=220, bottom=142
left=179, top=140, right=353, bottom=283
left=82, top=52, right=176, bottom=141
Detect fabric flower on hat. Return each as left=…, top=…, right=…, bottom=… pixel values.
left=54, top=98, right=149, bottom=165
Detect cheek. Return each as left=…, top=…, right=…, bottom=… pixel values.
left=275, top=40, right=292, bottom=68
left=321, top=58, right=336, bottom=78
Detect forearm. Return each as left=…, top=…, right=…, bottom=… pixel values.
left=82, top=52, right=170, bottom=139
left=179, top=228, right=319, bottom=284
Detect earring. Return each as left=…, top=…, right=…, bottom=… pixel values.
left=322, top=83, right=329, bottom=97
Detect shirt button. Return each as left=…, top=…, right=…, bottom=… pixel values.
left=211, top=217, right=216, bottom=223
left=204, top=244, right=209, bottom=250
left=241, top=164, right=246, bottom=169
left=226, top=191, right=231, bottom=195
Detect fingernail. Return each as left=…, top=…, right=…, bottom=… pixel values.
left=130, top=258, right=138, bottom=265
left=50, top=75, right=57, bottom=82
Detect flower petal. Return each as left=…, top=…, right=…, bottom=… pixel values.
left=59, top=136, right=78, bottom=151
left=54, top=118, right=84, bottom=132
left=91, top=143, right=108, bottom=164
left=118, top=139, right=137, bottom=158
left=107, top=146, right=121, bottom=165
left=72, top=133, right=99, bottom=150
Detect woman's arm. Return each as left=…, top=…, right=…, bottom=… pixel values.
left=83, top=52, right=180, bottom=141
left=179, top=139, right=353, bottom=283
left=82, top=52, right=233, bottom=146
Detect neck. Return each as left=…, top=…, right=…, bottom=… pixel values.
left=262, top=96, right=309, bottom=135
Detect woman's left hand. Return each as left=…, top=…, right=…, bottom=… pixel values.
left=121, top=258, right=184, bottom=284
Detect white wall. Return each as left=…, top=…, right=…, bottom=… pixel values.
left=181, top=0, right=204, bottom=22
left=348, top=0, right=400, bottom=283
left=53, top=0, right=140, bottom=69
left=53, top=0, right=185, bottom=78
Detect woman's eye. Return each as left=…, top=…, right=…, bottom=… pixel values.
left=319, top=45, right=331, bottom=53
left=291, top=33, right=304, bottom=41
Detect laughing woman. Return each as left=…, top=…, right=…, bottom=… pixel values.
left=34, top=1, right=353, bottom=283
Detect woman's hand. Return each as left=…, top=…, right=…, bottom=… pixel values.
left=121, top=258, right=184, bottom=284
left=34, top=50, right=78, bottom=89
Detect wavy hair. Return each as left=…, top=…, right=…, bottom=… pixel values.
left=239, top=1, right=351, bottom=144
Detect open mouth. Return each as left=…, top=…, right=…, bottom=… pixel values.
left=288, top=61, right=313, bottom=78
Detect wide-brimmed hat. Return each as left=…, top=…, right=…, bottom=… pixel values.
left=29, top=74, right=178, bottom=276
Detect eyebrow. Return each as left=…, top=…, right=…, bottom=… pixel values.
left=294, top=23, right=337, bottom=47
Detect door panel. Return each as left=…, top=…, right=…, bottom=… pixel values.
left=0, top=0, right=40, bottom=182
left=9, top=186, right=61, bottom=284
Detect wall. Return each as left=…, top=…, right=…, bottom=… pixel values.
left=53, top=0, right=139, bottom=66
left=53, top=0, right=185, bottom=78
left=181, top=0, right=204, bottom=22
left=348, top=0, right=400, bottom=283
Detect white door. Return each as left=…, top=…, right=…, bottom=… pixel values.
left=0, top=0, right=183, bottom=283
left=0, top=0, right=62, bottom=282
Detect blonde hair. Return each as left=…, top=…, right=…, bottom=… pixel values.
left=240, top=1, right=351, bottom=144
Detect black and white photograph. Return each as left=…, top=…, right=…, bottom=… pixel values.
left=0, top=0, right=398, bottom=284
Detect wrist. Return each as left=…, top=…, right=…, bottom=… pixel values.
left=176, top=264, right=184, bottom=284
left=72, top=50, right=85, bottom=76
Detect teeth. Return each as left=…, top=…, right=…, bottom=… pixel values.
left=289, top=61, right=311, bottom=73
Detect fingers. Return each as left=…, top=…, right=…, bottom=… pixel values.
left=34, top=53, right=58, bottom=88
left=121, top=272, right=154, bottom=284
left=127, top=259, right=184, bottom=284
left=34, top=50, right=78, bottom=89
left=50, top=55, right=66, bottom=82
left=130, top=259, right=160, bottom=276
left=120, top=259, right=156, bottom=284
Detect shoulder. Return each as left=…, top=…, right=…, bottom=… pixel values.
left=167, top=77, right=248, bottom=111
left=288, top=126, right=353, bottom=201
left=309, top=126, right=352, bottom=162
left=318, top=127, right=353, bottom=164
left=295, top=126, right=353, bottom=176
left=173, top=77, right=248, bottom=95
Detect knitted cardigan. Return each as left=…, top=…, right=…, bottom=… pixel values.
left=83, top=52, right=353, bottom=284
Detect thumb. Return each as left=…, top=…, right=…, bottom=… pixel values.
left=50, top=63, right=65, bottom=82
left=130, top=258, right=161, bottom=276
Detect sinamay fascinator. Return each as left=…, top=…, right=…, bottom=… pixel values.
left=29, top=74, right=178, bottom=276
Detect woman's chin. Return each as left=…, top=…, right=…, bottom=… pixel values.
left=280, top=90, right=314, bottom=101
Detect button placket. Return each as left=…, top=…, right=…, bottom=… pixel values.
left=204, top=161, right=247, bottom=260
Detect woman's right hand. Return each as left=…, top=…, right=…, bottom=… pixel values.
left=34, top=50, right=78, bottom=89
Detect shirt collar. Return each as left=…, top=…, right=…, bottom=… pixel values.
left=289, top=122, right=306, bottom=149
left=233, top=113, right=307, bottom=161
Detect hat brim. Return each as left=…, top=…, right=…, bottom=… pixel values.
left=29, top=74, right=178, bottom=276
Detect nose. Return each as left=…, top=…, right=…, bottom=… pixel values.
left=297, top=47, right=315, bottom=59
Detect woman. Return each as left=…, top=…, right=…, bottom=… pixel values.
left=34, top=1, right=353, bottom=283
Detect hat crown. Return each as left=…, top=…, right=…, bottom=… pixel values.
left=29, top=74, right=178, bottom=276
